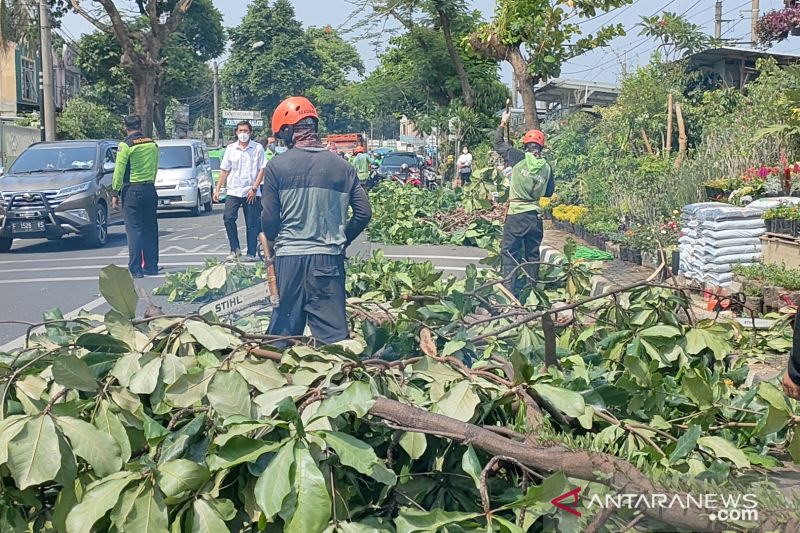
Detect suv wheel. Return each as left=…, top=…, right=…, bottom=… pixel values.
left=84, top=204, right=108, bottom=248
left=190, top=192, right=201, bottom=217
left=0, top=237, right=12, bottom=253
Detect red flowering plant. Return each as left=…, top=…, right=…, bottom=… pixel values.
left=756, top=6, right=800, bottom=47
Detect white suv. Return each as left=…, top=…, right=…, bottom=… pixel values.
left=154, top=139, right=213, bottom=216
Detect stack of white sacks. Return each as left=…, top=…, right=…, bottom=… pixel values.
left=679, top=198, right=800, bottom=287
left=679, top=203, right=765, bottom=287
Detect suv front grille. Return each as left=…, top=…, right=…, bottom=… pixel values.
left=1, top=191, right=63, bottom=212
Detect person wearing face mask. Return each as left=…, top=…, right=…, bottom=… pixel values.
left=457, top=145, right=473, bottom=185
left=215, top=121, right=267, bottom=262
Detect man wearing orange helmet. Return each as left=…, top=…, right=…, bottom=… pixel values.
left=261, top=96, right=372, bottom=343
left=495, top=110, right=555, bottom=296
left=350, top=145, right=373, bottom=187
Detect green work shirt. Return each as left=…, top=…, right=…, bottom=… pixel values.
left=112, top=132, right=159, bottom=192
left=350, top=153, right=372, bottom=181
left=508, top=155, right=552, bottom=216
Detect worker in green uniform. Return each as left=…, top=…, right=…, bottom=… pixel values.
left=350, top=145, right=372, bottom=188
left=111, top=115, right=160, bottom=278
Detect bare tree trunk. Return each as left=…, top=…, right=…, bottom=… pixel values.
left=508, top=46, right=538, bottom=129
left=132, top=72, right=157, bottom=137
left=154, top=98, right=168, bottom=139
left=666, top=93, right=673, bottom=155
left=434, top=3, right=475, bottom=108
left=674, top=102, right=688, bottom=169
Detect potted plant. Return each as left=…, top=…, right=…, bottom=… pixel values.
left=743, top=282, right=764, bottom=316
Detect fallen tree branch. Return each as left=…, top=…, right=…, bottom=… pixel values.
left=368, top=396, right=799, bottom=533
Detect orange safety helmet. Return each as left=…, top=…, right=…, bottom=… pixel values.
left=353, top=145, right=365, bottom=154
left=522, top=129, right=546, bottom=147
left=271, top=96, right=319, bottom=136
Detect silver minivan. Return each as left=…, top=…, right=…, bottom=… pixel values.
left=155, top=139, right=213, bottom=216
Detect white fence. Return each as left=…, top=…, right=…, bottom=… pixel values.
left=0, top=123, right=40, bottom=168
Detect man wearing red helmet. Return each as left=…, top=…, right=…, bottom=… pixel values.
left=494, top=110, right=555, bottom=296
left=261, top=96, right=372, bottom=343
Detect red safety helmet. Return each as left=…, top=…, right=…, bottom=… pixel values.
left=272, top=96, right=319, bottom=136
left=522, top=129, right=546, bottom=147
left=353, top=145, right=366, bottom=154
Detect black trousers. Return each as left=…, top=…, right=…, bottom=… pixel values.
left=121, top=183, right=159, bottom=275
left=223, top=195, right=261, bottom=256
left=501, top=211, right=543, bottom=297
left=267, top=254, right=348, bottom=344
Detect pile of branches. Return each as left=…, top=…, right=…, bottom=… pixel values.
left=1, top=260, right=799, bottom=532
left=428, top=203, right=506, bottom=234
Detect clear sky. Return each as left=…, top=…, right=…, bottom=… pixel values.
left=58, top=0, right=800, bottom=88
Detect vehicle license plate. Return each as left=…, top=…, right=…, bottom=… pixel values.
left=12, top=220, right=45, bottom=233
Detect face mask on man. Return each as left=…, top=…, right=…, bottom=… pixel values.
left=238, top=132, right=250, bottom=143
left=268, top=143, right=275, bottom=152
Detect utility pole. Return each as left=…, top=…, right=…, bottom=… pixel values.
left=212, top=61, right=220, bottom=147
left=751, top=0, right=760, bottom=47
left=38, top=0, right=56, bottom=141
left=715, top=1, right=723, bottom=39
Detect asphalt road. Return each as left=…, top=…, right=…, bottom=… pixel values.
left=0, top=207, right=486, bottom=349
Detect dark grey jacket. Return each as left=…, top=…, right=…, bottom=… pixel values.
left=261, top=147, right=372, bottom=256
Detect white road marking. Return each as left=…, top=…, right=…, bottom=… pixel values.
left=384, top=254, right=486, bottom=261
left=0, top=262, right=211, bottom=275
left=0, top=251, right=227, bottom=265
left=0, top=295, right=107, bottom=352
left=0, top=274, right=168, bottom=284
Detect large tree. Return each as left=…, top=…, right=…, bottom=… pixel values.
left=73, top=0, right=223, bottom=138
left=470, top=0, right=632, bottom=128
left=69, top=0, right=199, bottom=136
left=221, top=0, right=321, bottom=116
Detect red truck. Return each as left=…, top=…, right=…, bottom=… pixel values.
left=323, top=133, right=366, bottom=154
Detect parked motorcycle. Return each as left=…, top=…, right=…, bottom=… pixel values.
left=390, top=163, right=422, bottom=187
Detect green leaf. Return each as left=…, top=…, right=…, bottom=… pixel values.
left=7, top=415, right=62, bottom=489
left=255, top=440, right=295, bottom=521
left=76, top=332, right=131, bottom=353
left=285, top=443, right=331, bottom=533
left=757, top=382, right=789, bottom=411
left=399, top=431, right=427, bottom=461
left=100, top=264, right=139, bottom=319
left=65, top=471, right=137, bottom=533
left=682, top=370, right=713, bottom=408
left=96, top=402, right=132, bottom=463
left=312, top=381, right=375, bottom=420
left=759, top=405, right=791, bottom=437
left=160, top=354, right=187, bottom=385
left=0, top=415, right=29, bottom=465
left=185, top=321, right=231, bottom=351
left=129, top=356, right=163, bottom=395
left=122, top=483, right=169, bottom=533
left=110, top=483, right=147, bottom=531
left=461, top=445, right=481, bottom=490
left=639, top=325, right=681, bottom=338
left=441, top=340, right=466, bottom=356
left=165, top=369, right=214, bottom=408
left=436, top=380, right=479, bottom=422
left=788, top=430, right=800, bottom=463
left=207, top=370, right=251, bottom=418
left=158, top=459, right=211, bottom=501
left=669, top=424, right=701, bottom=464
left=56, top=416, right=122, bottom=476
left=697, top=436, right=750, bottom=469
left=395, top=508, right=480, bottom=533
left=196, top=263, right=227, bottom=290
left=143, top=413, right=170, bottom=447
left=324, top=431, right=396, bottom=485
left=206, top=436, right=283, bottom=471
left=532, top=383, right=585, bottom=418
left=191, top=498, right=229, bottom=533
left=235, top=359, right=286, bottom=393
left=52, top=354, right=98, bottom=392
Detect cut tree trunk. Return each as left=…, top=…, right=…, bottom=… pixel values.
left=154, top=98, right=167, bottom=139
left=666, top=93, right=673, bottom=155
left=507, top=46, right=538, bottom=129
left=674, top=102, right=688, bottom=169
left=368, top=397, right=799, bottom=533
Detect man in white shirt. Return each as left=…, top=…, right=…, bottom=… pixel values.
left=457, top=146, right=473, bottom=185
left=214, top=120, right=267, bottom=261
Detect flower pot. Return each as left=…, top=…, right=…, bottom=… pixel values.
left=792, top=27, right=800, bottom=37
left=765, top=219, right=775, bottom=234
left=631, top=250, right=643, bottom=265
left=704, top=186, right=724, bottom=201
left=744, top=295, right=764, bottom=315
left=671, top=250, right=680, bottom=274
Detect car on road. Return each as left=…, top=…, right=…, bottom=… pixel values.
left=155, top=139, right=213, bottom=216
left=373, top=151, right=421, bottom=183
left=208, top=147, right=226, bottom=202
left=0, top=140, right=123, bottom=252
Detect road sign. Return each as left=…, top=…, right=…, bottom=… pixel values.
left=198, top=282, right=270, bottom=317
left=223, top=118, right=264, bottom=128
left=222, top=110, right=262, bottom=120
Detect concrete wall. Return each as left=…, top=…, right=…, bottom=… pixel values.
left=0, top=123, right=40, bottom=168
left=0, top=44, right=17, bottom=116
